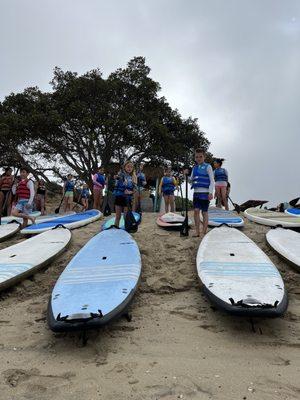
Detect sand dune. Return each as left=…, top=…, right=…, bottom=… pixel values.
left=0, top=204, right=300, bottom=399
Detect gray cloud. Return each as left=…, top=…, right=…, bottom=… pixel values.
left=1, top=0, right=299, bottom=205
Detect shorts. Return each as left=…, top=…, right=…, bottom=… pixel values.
left=65, top=191, right=73, bottom=198
left=15, top=199, right=33, bottom=215
left=114, top=195, right=132, bottom=208
left=163, top=190, right=174, bottom=196
left=193, top=193, right=209, bottom=212
left=215, top=181, right=228, bottom=188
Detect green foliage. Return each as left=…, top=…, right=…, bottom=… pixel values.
left=0, top=57, right=210, bottom=183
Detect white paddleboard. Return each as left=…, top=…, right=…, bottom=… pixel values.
left=160, top=212, right=185, bottom=223
left=48, top=228, right=141, bottom=332
left=0, top=228, right=71, bottom=291
left=266, top=228, right=300, bottom=271
left=0, top=223, right=21, bottom=242
left=197, top=226, right=288, bottom=316
left=245, top=207, right=300, bottom=228
left=1, top=211, right=41, bottom=224
left=21, top=210, right=101, bottom=234
left=204, top=207, right=244, bottom=227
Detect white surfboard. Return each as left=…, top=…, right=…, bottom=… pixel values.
left=266, top=228, right=300, bottom=271
left=204, top=207, right=244, bottom=227
left=197, top=226, right=288, bottom=316
left=0, top=223, right=21, bottom=242
left=245, top=207, right=300, bottom=228
left=21, top=210, right=102, bottom=234
left=0, top=211, right=75, bottom=225
left=0, top=228, right=71, bottom=291
left=48, top=228, right=141, bottom=332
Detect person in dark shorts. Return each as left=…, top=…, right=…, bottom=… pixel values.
left=35, top=179, right=47, bottom=215
left=0, top=167, right=14, bottom=216
left=185, top=148, right=215, bottom=237
left=113, top=161, right=137, bottom=227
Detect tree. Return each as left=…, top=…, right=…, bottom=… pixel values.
left=0, top=56, right=210, bottom=183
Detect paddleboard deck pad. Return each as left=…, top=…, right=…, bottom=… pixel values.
left=245, top=208, right=300, bottom=227
left=21, top=210, right=101, bottom=234
left=197, top=226, right=288, bottom=317
left=267, top=228, right=300, bottom=271
left=102, top=212, right=141, bottom=230
left=204, top=207, right=244, bottom=227
left=0, top=228, right=71, bottom=291
left=48, top=228, right=142, bottom=332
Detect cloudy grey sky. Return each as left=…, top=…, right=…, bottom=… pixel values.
left=1, top=0, right=299, bottom=205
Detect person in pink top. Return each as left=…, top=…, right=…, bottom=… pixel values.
left=92, top=166, right=106, bottom=210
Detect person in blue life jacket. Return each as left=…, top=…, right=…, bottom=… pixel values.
left=213, top=158, right=229, bottom=210
left=159, top=167, right=178, bottom=214
left=133, top=163, right=147, bottom=212
left=92, top=166, right=106, bottom=210
left=113, top=161, right=137, bottom=228
left=63, top=174, right=75, bottom=212
left=184, top=148, right=215, bottom=237
left=80, top=183, right=90, bottom=211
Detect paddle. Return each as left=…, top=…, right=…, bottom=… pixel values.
left=180, top=173, right=190, bottom=237
left=228, top=196, right=241, bottom=214
left=135, top=181, right=142, bottom=215
left=55, top=191, right=65, bottom=214
left=0, top=167, right=20, bottom=225
left=178, top=175, right=185, bottom=216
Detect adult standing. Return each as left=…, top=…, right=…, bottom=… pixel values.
left=0, top=167, right=14, bottom=216
left=92, top=166, right=105, bottom=210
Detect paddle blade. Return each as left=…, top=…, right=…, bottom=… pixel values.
left=104, top=203, right=111, bottom=216
left=54, top=207, right=60, bottom=214
left=125, top=211, right=138, bottom=233
left=180, top=217, right=190, bottom=237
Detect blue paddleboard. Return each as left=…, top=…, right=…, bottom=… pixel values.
left=21, top=210, right=101, bottom=234
left=47, top=228, right=142, bottom=332
left=206, top=207, right=244, bottom=227
left=102, top=212, right=141, bottom=230
left=286, top=208, right=300, bottom=216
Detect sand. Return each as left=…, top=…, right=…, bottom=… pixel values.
left=0, top=203, right=300, bottom=400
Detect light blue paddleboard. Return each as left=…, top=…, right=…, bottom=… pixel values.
left=21, top=210, right=101, bottom=234
left=206, top=207, right=244, bottom=227
left=102, top=212, right=141, bottom=230
left=47, top=228, right=142, bottom=332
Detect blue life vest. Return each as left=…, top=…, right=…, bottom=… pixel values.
left=65, top=180, right=75, bottom=192
left=113, top=173, right=135, bottom=196
left=95, top=173, right=105, bottom=186
left=137, top=172, right=146, bottom=187
left=214, top=167, right=228, bottom=182
left=191, top=163, right=210, bottom=189
left=162, top=176, right=175, bottom=193
left=81, top=188, right=90, bottom=198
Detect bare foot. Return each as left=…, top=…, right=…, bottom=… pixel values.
left=29, top=216, right=36, bottom=225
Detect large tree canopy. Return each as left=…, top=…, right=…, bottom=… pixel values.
left=0, top=57, right=210, bottom=183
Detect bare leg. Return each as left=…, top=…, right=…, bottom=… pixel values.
left=170, top=195, right=175, bottom=212
left=0, top=192, right=4, bottom=216
left=164, top=195, right=170, bottom=213
left=202, top=211, right=208, bottom=235
left=6, top=193, right=12, bottom=216
left=215, top=187, right=222, bottom=208
left=221, top=187, right=229, bottom=210
left=114, top=205, right=122, bottom=227
left=41, top=195, right=46, bottom=215
left=194, top=209, right=200, bottom=236
left=12, top=208, right=35, bottom=228
left=93, top=189, right=100, bottom=210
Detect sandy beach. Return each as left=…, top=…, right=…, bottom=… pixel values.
left=0, top=203, right=300, bottom=400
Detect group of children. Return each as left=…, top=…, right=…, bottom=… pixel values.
left=0, top=150, right=229, bottom=234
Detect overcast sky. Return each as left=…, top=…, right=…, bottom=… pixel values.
left=1, top=0, right=299, bottom=205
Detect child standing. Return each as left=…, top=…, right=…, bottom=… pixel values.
left=0, top=167, right=14, bottom=216
left=35, top=179, right=47, bottom=215
left=113, top=161, right=137, bottom=228
left=213, top=158, right=229, bottom=210
left=63, top=174, right=75, bottom=212
left=134, top=163, right=146, bottom=212
left=11, top=167, right=36, bottom=227
left=185, top=148, right=215, bottom=237
left=159, top=167, right=177, bottom=214
left=93, top=167, right=106, bottom=210
left=80, top=184, right=90, bottom=211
